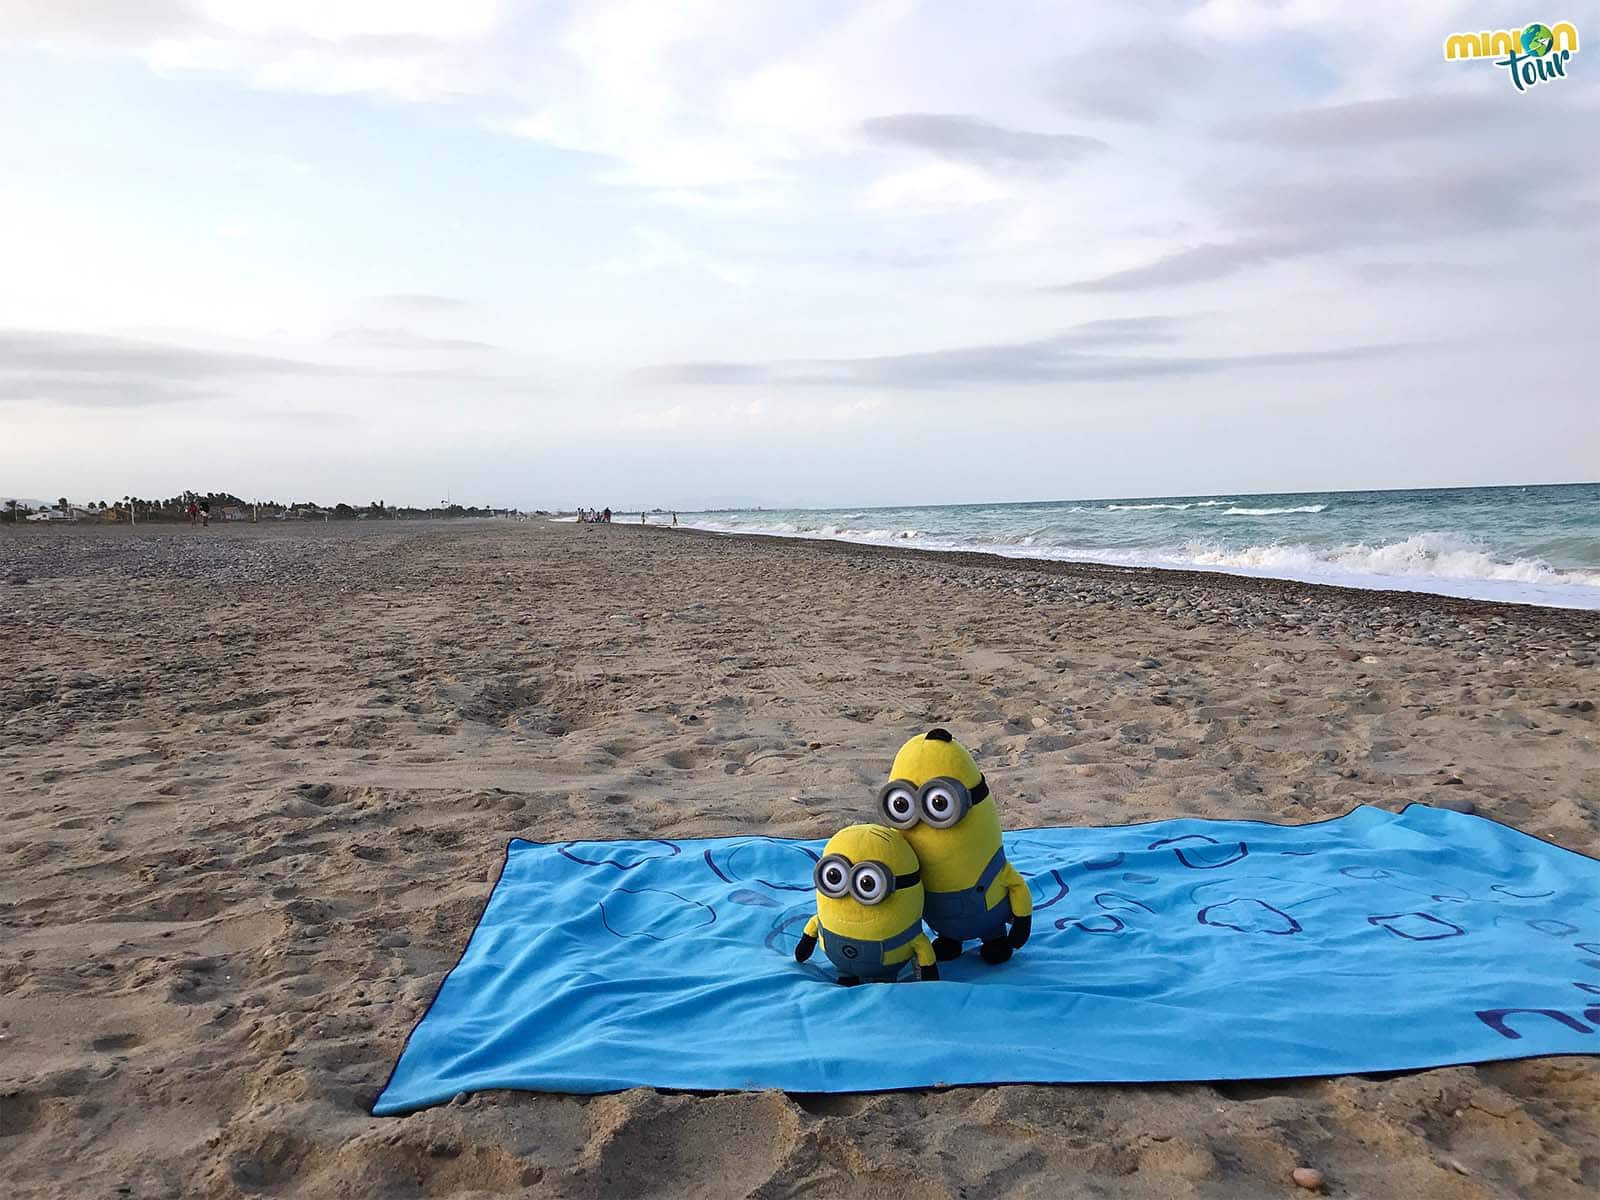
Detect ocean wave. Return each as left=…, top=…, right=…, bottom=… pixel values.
left=1222, top=504, right=1327, bottom=516
left=678, top=517, right=1600, bottom=608
left=817, top=525, right=922, bottom=541
left=1186, top=532, right=1600, bottom=587
left=1104, top=499, right=1235, bottom=512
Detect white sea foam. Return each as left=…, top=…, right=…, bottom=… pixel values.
left=1188, top=532, right=1600, bottom=587
left=1222, top=504, right=1327, bottom=516
left=680, top=517, right=1600, bottom=609
left=1103, top=499, right=1235, bottom=512
left=1107, top=502, right=1228, bottom=512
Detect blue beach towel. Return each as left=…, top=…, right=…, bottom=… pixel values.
left=373, top=805, right=1600, bottom=1114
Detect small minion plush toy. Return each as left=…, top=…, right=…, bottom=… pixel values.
left=794, top=824, right=940, bottom=985
left=878, top=728, right=1033, bottom=964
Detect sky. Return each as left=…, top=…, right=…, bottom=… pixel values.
left=1, top=1, right=1596, bottom=511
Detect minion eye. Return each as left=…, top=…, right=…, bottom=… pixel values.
left=919, top=779, right=968, bottom=828
left=814, top=856, right=851, bottom=898
left=850, top=861, right=891, bottom=905
left=878, top=782, right=920, bottom=829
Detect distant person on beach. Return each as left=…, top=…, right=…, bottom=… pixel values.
left=186, top=501, right=198, bottom=526
left=200, top=500, right=210, bottom=527
left=672, top=512, right=678, bottom=526
left=641, top=511, right=647, bottom=525
left=603, top=507, right=611, bottom=523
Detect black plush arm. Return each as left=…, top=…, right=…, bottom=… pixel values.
left=919, top=963, right=941, bottom=982
left=795, top=932, right=817, bottom=962
left=1008, top=914, right=1032, bottom=948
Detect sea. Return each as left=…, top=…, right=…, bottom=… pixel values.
left=682, top=483, right=1600, bottom=610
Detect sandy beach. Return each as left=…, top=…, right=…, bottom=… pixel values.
left=3, top=518, right=1598, bottom=1199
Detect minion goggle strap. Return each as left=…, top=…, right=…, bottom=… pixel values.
left=877, top=775, right=990, bottom=830
left=813, top=854, right=921, bottom=906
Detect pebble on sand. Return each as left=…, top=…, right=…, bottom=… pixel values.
left=1292, top=1166, right=1324, bottom=1190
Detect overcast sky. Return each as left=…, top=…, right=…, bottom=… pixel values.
left=2, top=1, right=1596, bottom=510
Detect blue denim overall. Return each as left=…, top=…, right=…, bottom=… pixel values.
left=923, top=847, right=1011, bottom=942
left=819, top=922, right=921, bottom=979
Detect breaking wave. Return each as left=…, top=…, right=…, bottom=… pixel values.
left=1183, top=532, right=1600, bottom=588
left=1104, top=500, right=1234, bottom=511
left=1222, top=504, right=1327, bottom=516
left=676, top=512, right=1600, bottom=609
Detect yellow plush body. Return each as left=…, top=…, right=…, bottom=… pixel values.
left=795, top=824, right=937, bottom=984
left=885, top=729, right=1033, bottom=962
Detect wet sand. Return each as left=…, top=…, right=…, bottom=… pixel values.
left=3, top=518, right=1598, bottom=1199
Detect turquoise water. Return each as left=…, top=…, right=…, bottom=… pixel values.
left=685, top=483, right=1600, bottom=609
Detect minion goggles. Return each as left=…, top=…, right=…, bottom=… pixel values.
left=813, top=854, right=921, bottom=906
left=877, top=775, right=991, bottom=830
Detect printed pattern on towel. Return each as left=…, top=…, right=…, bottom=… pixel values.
left=374, top=804, right=1600, bottom=1113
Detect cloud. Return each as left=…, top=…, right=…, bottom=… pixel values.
left=1056, top=89, right=1600, bottom=292
left=820, top=243, right=968, bottom=270
left=0, top=371, right=197, bottom=406
left=860, top=113, right=1104, bottom=171
left=1223, top=91, right=1591, bottom=149
left=0, top=330, right=306, bottom=377
left=861, top=161, right=1008, bottom=212
left=639, top=317, right=1414, bottom=389
left=1052, top=316, right=1183, bottom=345
left=0, top=328, right=512, bottom=407
left=1051, top=34, right=1223, bottom=122
left=373, top=293, right=472, bottom=311
left=0, top=328, right=346, bottom=407
left=1347, top=260, right=1489, bottom=284
left=0, top=0, right=198, bottom=44
left=597, top=226, right=751, bottom=285
left=1056, top=237, right=1308, bottom=291
left=330, top=326, right=496, bottom=351
left=193, top=1, right=499, bottom=43
left=1229, top=156, right=1589, bottom=249
left=616, top=396, right=884, bottom=432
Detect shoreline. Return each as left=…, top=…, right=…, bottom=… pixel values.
left=665, top=486, right=1600, bottom=612
left=663, top=522, right=1600, bottom=635
left=10, top=512, right=1597, bottom=621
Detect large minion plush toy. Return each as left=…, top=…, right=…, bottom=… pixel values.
left=878, top=728, right=1032, bottom=964
left=794, top=824, right=940, bottom=985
